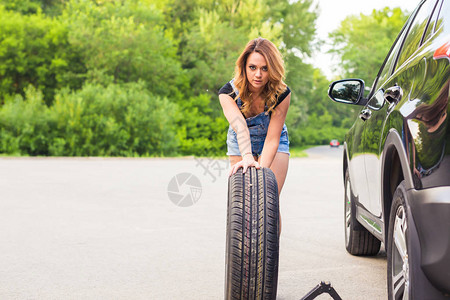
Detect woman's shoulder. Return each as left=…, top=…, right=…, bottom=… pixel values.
left=276, top=86, right=291, bottom=104
left=218, top=81, right=236, bottom=98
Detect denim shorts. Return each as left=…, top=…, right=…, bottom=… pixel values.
left=226, top=111, right=290, bottom=157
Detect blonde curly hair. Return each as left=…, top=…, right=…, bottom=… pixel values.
left=233, top=37, right=287, bottom=116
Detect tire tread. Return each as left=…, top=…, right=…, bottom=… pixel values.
left=225, top=168, right=279, bottom=300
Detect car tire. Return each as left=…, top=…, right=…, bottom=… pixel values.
left=387, top=181, right=450, bottom=299
left=387, top=181, right=411, bottom=299
left=225, top=167, right=279, bottom=300
left=344, top=168, right=381, bottom=255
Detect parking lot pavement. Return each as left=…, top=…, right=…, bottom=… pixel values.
left=0, top=150, right=386, bottom=299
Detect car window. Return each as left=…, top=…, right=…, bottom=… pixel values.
left=370, top=8, right=417, bottom=94
left=422, top=0, right=442, bottom=42
left=397, top=0, right=439, bottom=67
left=436, top=0, right=450, bottom=35
left=376, top=29, right=407, bottom=91
left=367, top=89, right=385, bottom=110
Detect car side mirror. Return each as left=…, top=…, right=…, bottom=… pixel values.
left=328, top=79, right=365, bottom=105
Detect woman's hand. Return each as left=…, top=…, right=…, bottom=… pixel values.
left=229, top=153, right=261, bottom=176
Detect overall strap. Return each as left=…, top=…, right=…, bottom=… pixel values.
left=230, top=79, right=271, bottom=116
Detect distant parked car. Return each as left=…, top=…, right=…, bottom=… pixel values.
left=328, top=0, right=449, bottom=299
left=330, top=139, right=340, bottom=147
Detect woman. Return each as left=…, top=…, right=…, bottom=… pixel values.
left=218, top=37, right=291, bottom=198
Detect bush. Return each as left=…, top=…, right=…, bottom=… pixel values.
left=48, top=82, right=179, bottom=156
left=0, top=86, right=51, bottom=155
left=176, top=93, right=228, bottom=156
left=0, top=5, right=84, bottom=104
left=288, top=111, right=348, bottom=146
left=63, top=0, right=186, bottom=99
left=0, top=82, right=180, bottom=156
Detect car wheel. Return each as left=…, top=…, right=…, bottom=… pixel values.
left=388, top=181, right=411, bottom=299
left=225, top=167, right=279, bottom=300
left=344, top=168, right=381, bottom=255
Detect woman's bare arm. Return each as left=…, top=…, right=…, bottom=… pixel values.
left=219, top=94, right=260, bottom=174
left=259, top=93, right=291, bottom=168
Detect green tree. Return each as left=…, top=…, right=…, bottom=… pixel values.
left=0, top=5, right=84, bottom=104
left=287, top=68, right=356, bottom=146
left=0, top=86, right=51, bottom=155
left=0, top=82, right=180, bottom=156
left=329, top=7, right=409, bottom=87
left=62, top=0, right=186, bottom=99
left=48, top=82, right=179, bottom=156
left=0, top=0, right=64, bottom=15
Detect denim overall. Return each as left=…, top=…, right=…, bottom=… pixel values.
left=226, top=79, right=289, bottom=157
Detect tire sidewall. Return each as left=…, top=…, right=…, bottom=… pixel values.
left=344, top=169, right=352, bottom=250
left=387, top=181, right=411, bottom=299
left=344, top=168, right=363, bottom=250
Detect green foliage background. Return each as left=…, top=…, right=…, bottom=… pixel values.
left=0, top=0, right=408, bottom=156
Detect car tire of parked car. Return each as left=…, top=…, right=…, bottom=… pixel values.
left=225, top=167, right=279, bottom=300
left=344, top=169, right=381, bottom=256
left=387, top=181, right=450, bottom=300
left=387, top=181, right=411, bottom=299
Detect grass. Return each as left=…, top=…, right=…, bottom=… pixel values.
left=0, top=145, right=320, bottom=159
left=289, top=145, right=317, bottom=158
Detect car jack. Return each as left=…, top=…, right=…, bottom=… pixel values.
left=300, top=281, right=342, bottom=300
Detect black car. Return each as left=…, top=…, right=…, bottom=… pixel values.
left=328, top=0, right=449, bottom=299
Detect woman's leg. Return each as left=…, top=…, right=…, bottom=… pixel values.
left=229, top=155, right=242, bottom=167
left=260, top=152, right=289, bottom=235
left=266, top=152, right=289, bottom=195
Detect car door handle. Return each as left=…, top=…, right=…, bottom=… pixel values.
left=384, top=85, right=403, bottom=104
left=359, top=108, right=372, bottom=121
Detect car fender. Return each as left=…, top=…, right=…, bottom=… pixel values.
left=380, top=129, right=415, bottom=240
left=342, top=142, right=349, bottom=182
left=382, top=129, right=414, bottom=191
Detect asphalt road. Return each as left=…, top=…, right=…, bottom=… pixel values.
left=0, top=146, right=387, bottom=299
